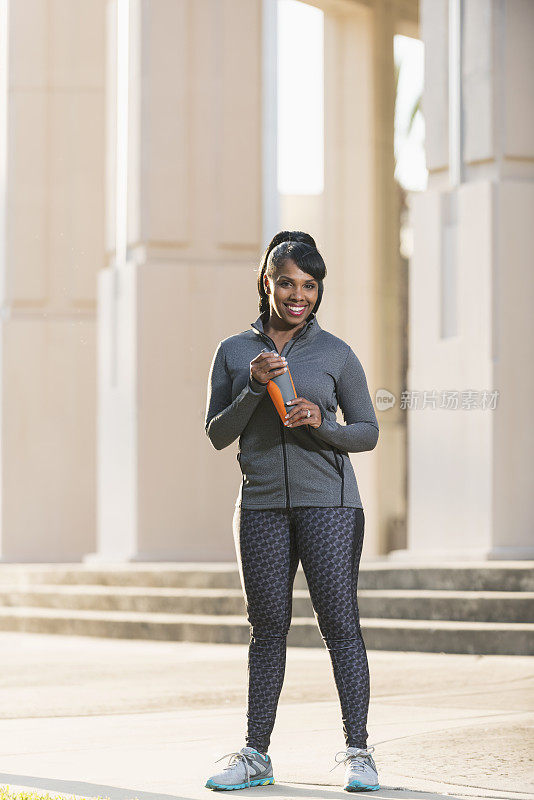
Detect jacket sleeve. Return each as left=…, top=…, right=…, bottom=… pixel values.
left=205, top=340, right=269, bottom=450
left=308, top=346, right=379, bottom=453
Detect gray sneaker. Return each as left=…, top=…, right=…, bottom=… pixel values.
left=330, top=745, right=380, bottom=792
left=205, top=745, right=275, bottom=791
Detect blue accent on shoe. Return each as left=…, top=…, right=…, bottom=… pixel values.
left=247, top=748, right=269, bottom=762
left=205, top=777, right=275, bottom=790
left=345, top=779, right=380, bottom=792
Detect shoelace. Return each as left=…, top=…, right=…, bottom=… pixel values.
left=214, top=751, right=255, bottom=788
left=329, top=745, right=376, bottom=774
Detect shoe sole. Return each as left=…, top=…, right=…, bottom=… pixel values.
left=205, top=777, right=275, bottom=790
left=344, top=781, right=380, bottom=792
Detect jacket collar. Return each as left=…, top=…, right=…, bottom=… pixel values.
left=251, top=308, right=321, bottom=343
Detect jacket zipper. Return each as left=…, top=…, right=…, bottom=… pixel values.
left=279, top=418, right=291, bottom=510
left=256, top=320, right=314, bottom=511
left=257, top=326, right=346, bottom=509
left=258, top=331, right=293, bottom=509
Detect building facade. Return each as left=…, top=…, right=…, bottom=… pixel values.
left=0, top=0, right=532, bottom=563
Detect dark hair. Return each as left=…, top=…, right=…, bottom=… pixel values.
left=257, top=231, right=327, bottom=315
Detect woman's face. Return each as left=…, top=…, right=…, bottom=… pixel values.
left=264, top=258, right=319, bottom=327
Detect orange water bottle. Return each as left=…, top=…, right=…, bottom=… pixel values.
left=261, top=347, right=297, bottom=423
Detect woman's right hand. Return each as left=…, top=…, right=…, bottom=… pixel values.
left=250, top=351, right=288, bottom=385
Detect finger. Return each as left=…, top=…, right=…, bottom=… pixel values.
left=258, top=364, right=287, bottom=381
left=286, top=416, right=310, bottom=428
left=285, top=409, right=307, bottom=425
left=263, top=356, right=287, bottom=369
left=261, top=355, right=285, bottom=368
left=268, top=361, right=288, bottom=372
left=285, top=407, right=302, bottom=421
left=286, top=396, right=306, bottom=406
left=255, top=352, right=285, bottom=365
left=285, top=400, right=308, bottom=418
left=286, top=406, right=318, bottom=425
left=286, top=400, right=311, bottom=416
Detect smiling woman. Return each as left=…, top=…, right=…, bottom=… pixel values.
left=258, top=238, right=326, bottom=351
left=257, top=232, right=325, bottom=312
left=203, top=230, right=380, bottom=792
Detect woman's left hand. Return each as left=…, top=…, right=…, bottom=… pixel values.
left=284, top=397, right=322, bottom=429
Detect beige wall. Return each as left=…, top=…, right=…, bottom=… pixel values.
left=0, top=0, right=106, bottom=561
left=91, top=0, right=266, bottom=562
left=390, top=0, right=534, bottom=561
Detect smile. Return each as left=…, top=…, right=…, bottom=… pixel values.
left=284, top=304, right=307, bottom=317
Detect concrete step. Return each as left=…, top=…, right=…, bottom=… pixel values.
left=0, top=585, right=532, bottom=623
left=0, top=605, right=532, bottom=655
left=1, top=563, right=532, bottom=654
left=0, top=561, right=533, bottom=591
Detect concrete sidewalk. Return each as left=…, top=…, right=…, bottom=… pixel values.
left=0, top=632, right=532, bottom=800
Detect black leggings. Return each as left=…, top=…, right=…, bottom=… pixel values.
left=232, top=505, right=370, bottom=753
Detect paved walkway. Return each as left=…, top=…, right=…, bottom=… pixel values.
left=0, top=632, right=532, bottom=800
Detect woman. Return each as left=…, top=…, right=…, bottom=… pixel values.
left=203, top=231, right=380, bottom=793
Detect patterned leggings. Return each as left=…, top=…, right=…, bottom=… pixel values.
left=232, top=505, right=370, bottom=754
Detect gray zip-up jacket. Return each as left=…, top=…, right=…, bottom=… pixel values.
left=204, top=310, right=379, bottom=509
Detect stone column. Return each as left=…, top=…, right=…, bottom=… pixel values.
left=389, top=0, right=534, bottom=560
left=89, top=0, right=265, bottom=562
left=0, top=1, right=106, bottom=562
left=274, top=0, right=417, bottom=558
left=371, top=0, right=408, bottom=558
left=321, top=2, right=383, bottom=556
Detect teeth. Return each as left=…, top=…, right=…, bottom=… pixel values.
left=287, top=305, right=305, bottom=312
